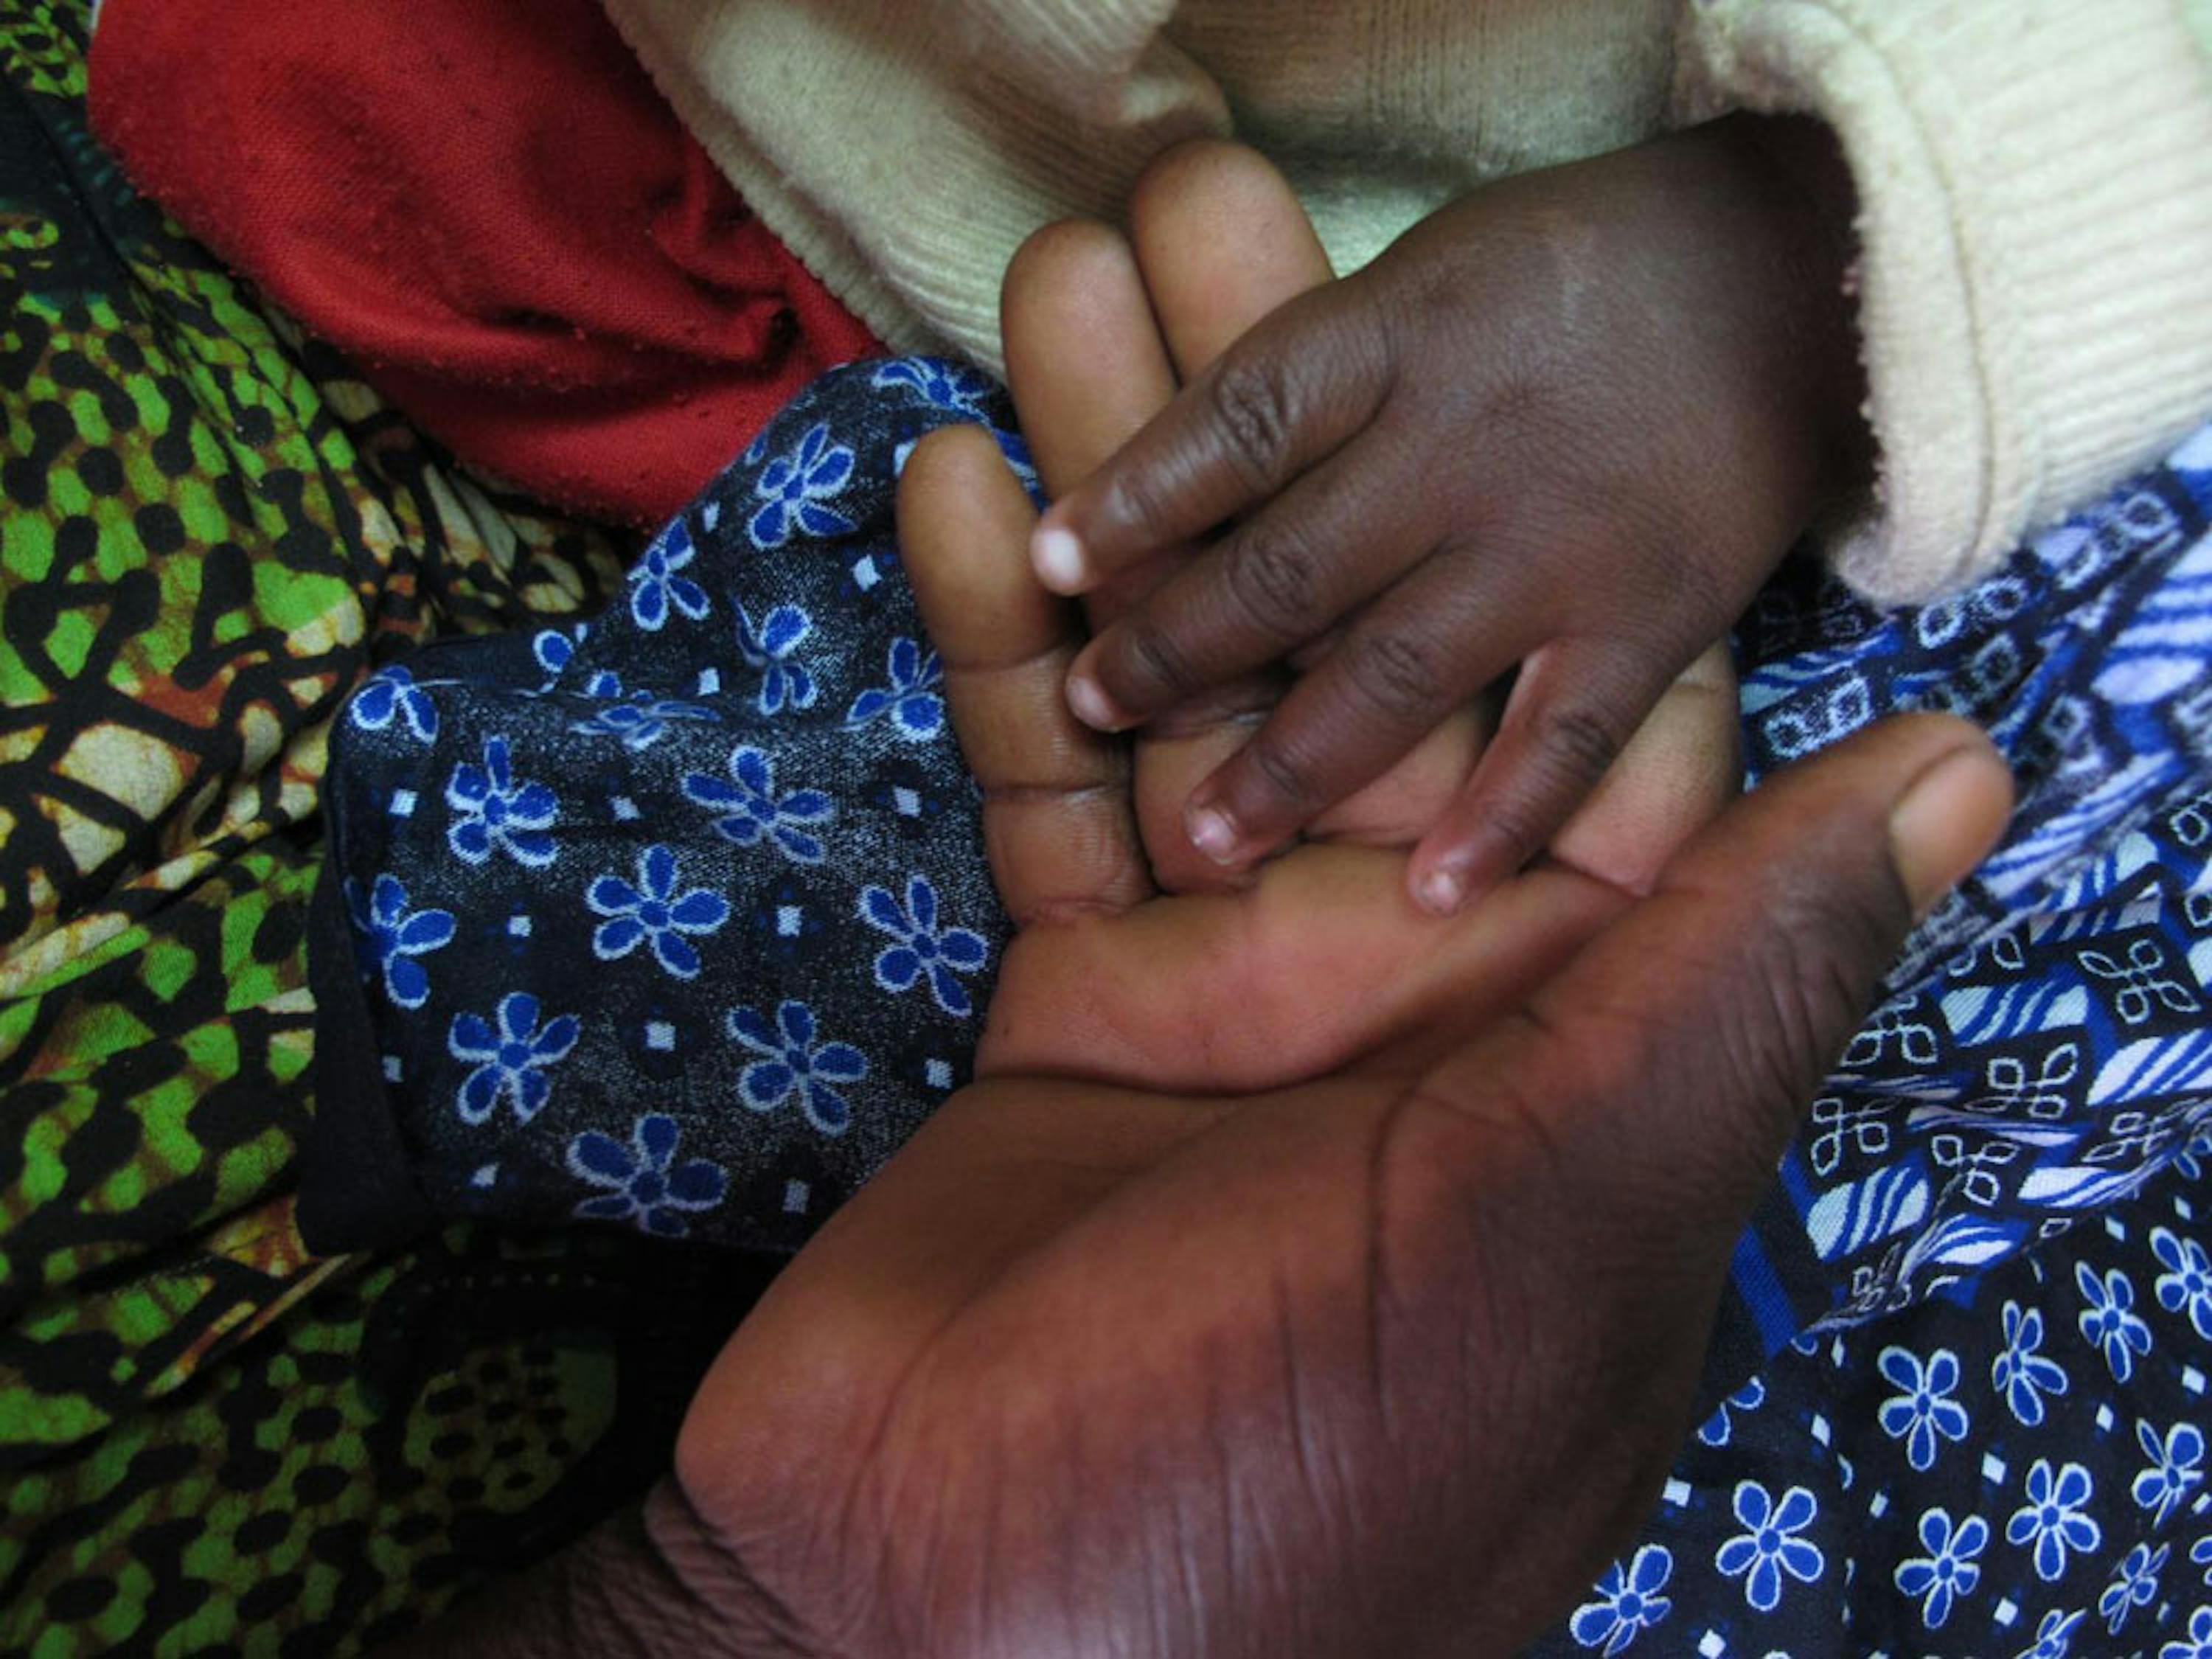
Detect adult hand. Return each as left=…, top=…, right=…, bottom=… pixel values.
left=1033, top=116, right=1866, bottom=914
left=394, top=456, right=2006, bottom=1659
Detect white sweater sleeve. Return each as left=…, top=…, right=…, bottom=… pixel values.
left=599, top=0, right=1227, bottom=369
left=1677, top=0, right=2212, bottom=603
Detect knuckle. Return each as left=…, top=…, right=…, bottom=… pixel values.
left=1241, top=731, right=1324, bottom=818
left=1113, top=619, right=1201, bottom=706
left=1221, top=521, right=1326, bottom=640
left=1725, top=875, right=1897, bottom=1100
left=1206, top=354, right=1298, bottom=493
left=1343, top=630, right=1448, bottom=726
left=1530, top=699, right=1627, bottom=787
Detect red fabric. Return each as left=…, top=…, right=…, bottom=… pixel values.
left=88, top=0, right=883, bottom=526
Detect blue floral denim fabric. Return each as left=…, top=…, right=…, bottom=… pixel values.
left=305, top=358, right=1028, bottom=1252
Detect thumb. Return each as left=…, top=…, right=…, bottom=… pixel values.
left=1425, top=712, right=2012, bottom=1237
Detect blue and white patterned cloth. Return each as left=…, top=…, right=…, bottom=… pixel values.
left=306, top=363, right=2212, bottom=1654
left=305, top=359, right=1028, bottom=1253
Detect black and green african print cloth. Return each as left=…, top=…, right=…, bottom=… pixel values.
left=1, top=7, right=779, bottom=1653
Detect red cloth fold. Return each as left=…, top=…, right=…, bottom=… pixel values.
left=88, top=0, right=882, bottom=526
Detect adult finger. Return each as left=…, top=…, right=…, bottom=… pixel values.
left=1001, top=220, right=1176, bottom=509
left=1408, top=713, right=2012, bottom=1262
left=899, top=426, right=1153, bottom=923
left=1128, top=138, right=1334, bottom=380
left=1000, top=215, right=1283, bottom=889
left=1028, top=277, right=1391, bottom=597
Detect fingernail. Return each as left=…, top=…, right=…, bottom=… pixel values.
left=1032, top=525, right=1088, bottom=594
left=1415, top=868, right=1464, bottom=917
left=1066, top=674, right=1120, bottom=731
left=1888, top=744, right=2013, bottom=918
left=1187, top=804, right=1242, bottom=865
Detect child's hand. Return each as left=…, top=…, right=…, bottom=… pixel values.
left=1032, top=115, right=1868, bottom=911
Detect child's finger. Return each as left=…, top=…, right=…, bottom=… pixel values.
left=1406, top=639, right=1694, bottom=913
left=898, top=426, right=1153, bottom=925
left=1061, top=429, right=1433, bottom=732
left=1026, top=282, right=1386, bottom=598
left=1114, top=140, right=1413, bottom=869
left=1545, top=642, right=1740, bottom=894
left=1162, top=549, right=1552, bottom=871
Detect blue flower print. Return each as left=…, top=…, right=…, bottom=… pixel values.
left=446, top=735, right=558, bottom=866
left=2008, top=1460, right=2102, bottom=1582
left=448, top=992, right=581, bottom=1125
left=532, top=628, right=574, bottom=675
left=683, top=745, right=833, bottom=864
left=844, top=636, right=945, bottom=740
left=1570, top=1545, right=1672, bottom=1655
left=873, top=357, right=996, bottom=414
left=1714, top=1482, right=1824, bottom=1613
left=349, top=664, right=438, bottom=742
left=567, top=1113, right=727, bottom=1238
left=1992, top=1301, right=2069, bottom=1427
left=2165, top=1604, right=2212, bottom=1659
left=2135, top=1419, right=2207, bottom=1526
left=2152, top=1226, right=2212, bottom=1338
left=2198, top=1533, right=2212, bottom=1586
left=1697, top=1377, right=1766, bottom=1447
left=2019, top=1606, right=2084, bottom=1659
left=347, top=874, right=455, bottom=1009
left=750, top=422, right=857, bottom=549
left=1895, top=1508, right=1987, bottom=1630
left=860, top=873, right=989, bottom=1017
left=587, top=846, right=731, bottom=980
left=736, top=603, right=817, bottom=715
left=571, top=693, right=714, bottom=751
left=629, top=518, right=712, bottom=630
left=728, top=1000, right=868, bottom=1135
left=1876, top=1346, right=1970, bottom=1472
left=2077, top=1262, right=2154, bottom=1382
left=2101, top=1542, right=2168, bottom=1636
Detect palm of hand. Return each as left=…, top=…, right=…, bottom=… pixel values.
left=667, top=145, right=1745, bottom=1659
left=959, top=145, right=1736, bottom=1093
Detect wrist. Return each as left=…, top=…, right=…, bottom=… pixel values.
left=1705, top=111, right=1874, bottom=507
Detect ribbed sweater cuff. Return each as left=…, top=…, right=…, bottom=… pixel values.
left=1680, top=0, right=2212, bottom=603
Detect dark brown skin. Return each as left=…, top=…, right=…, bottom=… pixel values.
left=383, top=139, right=1995, bottom=1659
left=397, top=695, right=2008, bottom=1659
left=390, top=421, right=2005, bottom=1659
left=1037, top=115, right=1870, bottom=914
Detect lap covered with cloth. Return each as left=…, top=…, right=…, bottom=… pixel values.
left=316, top=333, right=2212, bottom=1651
left=8, top=1, right=2212, bottom=1649
left=1, top=10, right=776, bottom=1655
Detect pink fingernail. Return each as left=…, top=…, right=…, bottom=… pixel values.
left=1067, top=674, right=1119, bottom=731
left=1187, top=804, right=1242, bottom=865
left=1032, top=525, right=1088, bottom=593
left=1415, top=869, right=1464, bottom=916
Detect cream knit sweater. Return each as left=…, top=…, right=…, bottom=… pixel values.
left=602, top=0, right=2212, bottom=603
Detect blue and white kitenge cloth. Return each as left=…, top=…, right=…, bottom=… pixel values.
left=307, top=362, right=2212, bottom=1657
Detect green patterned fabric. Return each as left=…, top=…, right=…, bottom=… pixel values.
left=0, top=7, right=773, bottom=1652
